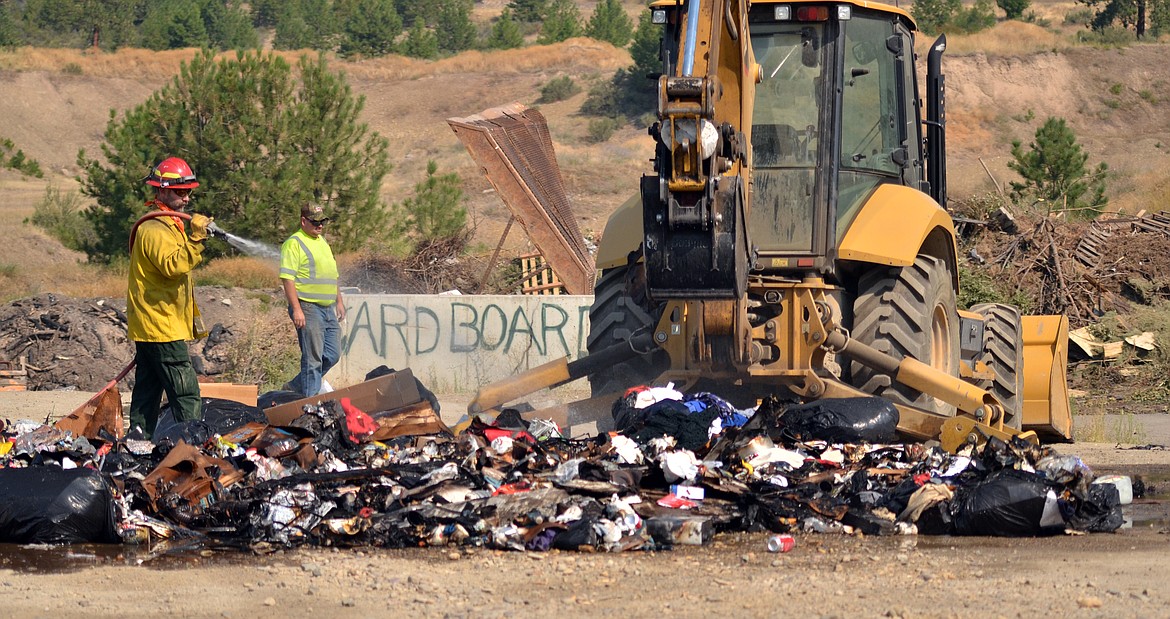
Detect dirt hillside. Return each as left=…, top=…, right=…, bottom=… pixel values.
left=2, top=38, right=1168, bottom=249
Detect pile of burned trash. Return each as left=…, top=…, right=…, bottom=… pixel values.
left=0, top=381, right=1131, bottom=553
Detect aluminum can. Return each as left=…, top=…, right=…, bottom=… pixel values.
left=767, top=534, right=795, bottom=553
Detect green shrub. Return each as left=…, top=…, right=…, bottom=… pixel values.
left=62, top=62, right=83, bottom=75
left=27, top=186, right=95, bottom=252
left=950, top=0, right=997, bottom=33
left=1022, top=11, right=1050, bottom=26
left=958, top=264, right=1034, bottom=312
left=997, top=0, right=1030, bottom=21
left=537, top=76, right=580, bottom=104
left=1063, top=7, right=1094, bottom=26
left=581, top=78, right=620, bottom=116
left=1076, top=26, right=1135, bottom=47
left=586, top=117, right=619, bottom=143
left=1, top=138, right=43, bottom=178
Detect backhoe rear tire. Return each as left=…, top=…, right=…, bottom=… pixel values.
left=586, top=265, right=669, bottom=397
left=851, top=255, right=960, bottom=416
left=969, top=303, right=1024, bottom=430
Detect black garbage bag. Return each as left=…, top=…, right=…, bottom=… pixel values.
left=626, top=399, right=719, bottom=452
left=951, top=469, right=1065, bottom=536
left=156, top=397, right=269, bottom=446
left=779, top=397, right=899, bottom=444
left=0, top=467, right=119, bottom=544
left=257, top=390, right=304, bottom=409
left=1063, top=483, right=1124, bottom=533
left=552, top=515, right=599, bottom=550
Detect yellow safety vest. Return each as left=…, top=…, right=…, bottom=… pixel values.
left=279, top=229, right=339, bottom=306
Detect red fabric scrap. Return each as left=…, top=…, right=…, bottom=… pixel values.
left=656, top=494, right=698, bottom=509
left=492, top=481, right=533, bottom=496
left=340, top=397, right=377, bottom=443
left=482, top=427, right=536, bottom=444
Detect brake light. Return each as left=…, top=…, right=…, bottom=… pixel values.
left=795, top=6, right=829, bottom=21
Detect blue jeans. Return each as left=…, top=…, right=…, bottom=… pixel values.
left=288, top=301, right=340, bottom=397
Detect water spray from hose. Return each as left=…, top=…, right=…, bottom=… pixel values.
left=206, top=222, right=280, bottom=260
left=129, top=211, right=279, bottom=260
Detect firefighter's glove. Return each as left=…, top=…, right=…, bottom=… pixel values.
left=188, top=213, right=213, bottom=243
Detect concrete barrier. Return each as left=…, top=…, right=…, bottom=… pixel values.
left=330, top=294, right=593, bottom=395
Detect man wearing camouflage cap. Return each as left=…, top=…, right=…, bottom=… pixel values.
left=280, top=203, right=345, bottom=397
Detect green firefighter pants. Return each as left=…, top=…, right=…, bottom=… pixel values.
left=128, top=340, right=201, bottom=438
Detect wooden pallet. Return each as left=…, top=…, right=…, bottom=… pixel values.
left=0, top=356, right=28, bottom=391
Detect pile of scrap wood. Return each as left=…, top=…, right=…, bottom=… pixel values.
left=963, top=209, right=1170, bottom=329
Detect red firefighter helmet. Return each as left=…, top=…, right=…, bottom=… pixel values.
left=144, top=157, right=199, bottom=189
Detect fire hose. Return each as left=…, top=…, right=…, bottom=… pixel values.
left=128, top=210, right=222, bottom=251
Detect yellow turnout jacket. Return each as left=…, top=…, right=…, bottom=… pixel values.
left=127, top=206, right=205, bottom=342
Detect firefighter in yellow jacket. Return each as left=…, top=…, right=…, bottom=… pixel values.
left=127, top=157, right=213, bottom=437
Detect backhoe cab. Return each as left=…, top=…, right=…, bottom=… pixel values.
left=470, top=0, right=1073, bottom=449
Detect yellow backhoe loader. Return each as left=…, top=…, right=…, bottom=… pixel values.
left=469, top=0, right=1072, bottom=451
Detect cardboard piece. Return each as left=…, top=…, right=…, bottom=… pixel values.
left=141, top=442, right=244, bottom=508
left=370, top=401, right=452, bottom=440
left=55, top=385, right=124, bottom=439
left=198, top=382, right=259, bottom=407
left=263, top=370, right=422, bottom=427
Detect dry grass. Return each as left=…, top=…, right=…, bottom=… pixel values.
left=2, top=221, right=125, bottom=303
left=919, top=21, right=1076, bottom=57
left=1073, top=404, right=1150, bottom=444
left=194, top=256, right=280, bottom=290
left=221, top=307, right=300, bottom=391
left=328, top=38, right=629, bottom=81
left=0, top=38, right=630, bottom=81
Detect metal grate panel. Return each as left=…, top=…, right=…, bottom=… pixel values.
left=449, top=103, right=594, bottom=295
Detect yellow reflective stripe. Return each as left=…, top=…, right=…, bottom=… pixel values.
left=296, top=276, right=338, bottom=285
left=293, top=237, right=316, bottom=275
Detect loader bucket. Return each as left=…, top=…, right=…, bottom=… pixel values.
left=1020, top=315, right=1074, bottom=441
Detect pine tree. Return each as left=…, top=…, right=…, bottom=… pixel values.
left=1079, top=0, right=1170, bottom=37
left=203, top=0, right=259, bottom=50
left=1008, top=117, right=1108, bottom=219
left=392, top=160, right=467, bottom=246
left=250, top=0, right=282, bottom=27
left=585, top=0, right=633, bottom=47
left=77, top=51, right=391, bottom=262
left=487, top=9, right=524, bottom=49
left=401, top=20, right=438, bottom=58
left=140, top=0, right=210, bottom=50
left=911, top=0, right=962, bottom=34
left=340, top=0, right=401, bottom=58
left=582, top=10, right=658, bottom=119
left=392, top=0, right=443, bottom=28
left=997, top=0, right=1031, bottom=20
left=628, top=9, right=660, bottom=78
left=538, top=0, right=582, bottom=44
left=272, top=0, right=338, bottom=51
left=436, top=0, right=477, bottom=54
left=0, top=2, right=17, bottom=47
left=26, top=0, right=140, bottom=49
left=507, top=0, right=548, bottom=23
